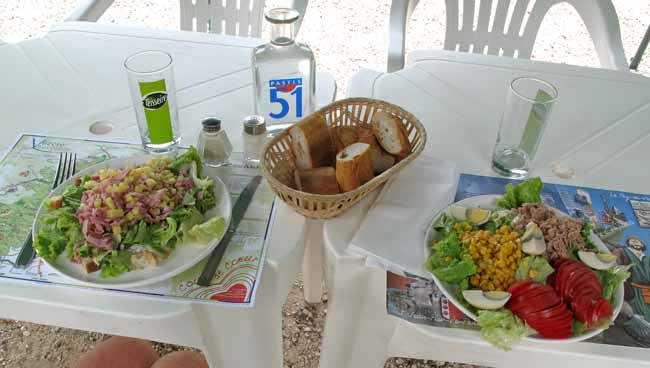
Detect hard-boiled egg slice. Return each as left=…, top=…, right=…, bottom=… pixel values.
left=467, top=208, right=491, bottom=226
left=578, top=251, right=617, bottom=270
left=522, top=237, right=546, bottom=256
left=448, top=205, right=467, bottom=221
left=462, top=290, right=511, bottom=310
left=521, top=222, right=543, bottom=242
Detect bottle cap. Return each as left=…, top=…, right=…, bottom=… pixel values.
left=201, top=117, right=222, bottom=132
left=265, top=8, right=300, bottom=24
left=243, top=115, right=267, bottom=135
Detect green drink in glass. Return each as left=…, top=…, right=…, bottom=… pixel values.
left=125, top=50, right=180, bottom=153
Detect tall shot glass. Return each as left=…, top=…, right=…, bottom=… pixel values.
left=491, top=76, right=558, bottom=178
left=125, top=50, right=181, bottom=153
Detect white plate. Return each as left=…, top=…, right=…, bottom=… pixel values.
left=32, top=154, right=232, bottom=289
left=424, top=194, right=624, bottom=343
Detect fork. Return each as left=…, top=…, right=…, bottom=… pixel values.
left=15, top=152, right=77, bottom=267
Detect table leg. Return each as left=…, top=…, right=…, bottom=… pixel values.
left=302, top=220, right=324, bottom=304
left=320, top=258, right=396, bottom=368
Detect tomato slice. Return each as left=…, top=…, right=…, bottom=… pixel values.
left=528, top=315, right=572, bottom=334
left=565, top=269, right=598, bottom=301
left=558, top=262, right=587, bottom=297
left=510, top=296, right=560, bottom=317
left=508, top=280, right=534, bottom=296
left=572, top=294, right=596, bottom=323
left=537, top=328, right=572, bottom=339
left=526, top=304, right=571, bottom=321
left=588, top=299, right=613, bottom=327
left=507, top=287, right=557, bottom=308
left=553, top=258, right=571, bottom=269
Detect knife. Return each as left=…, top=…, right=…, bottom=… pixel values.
left=197, top=175, right=262, bottom=287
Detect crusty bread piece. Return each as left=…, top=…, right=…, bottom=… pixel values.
left=131, top=251, right=159, bottom=270
left=294, top=167, right=340, bottom=195
left=82, top=258, right=100, bottom=273
left=370, top=111, right=411, bottom=159
left=289, top=115, right=335, bottom=170
left=335, top=143, right=374, bottom=192
left=358, top=128, right=396, bottom=174
left=331, top=126, right=359, bottom=153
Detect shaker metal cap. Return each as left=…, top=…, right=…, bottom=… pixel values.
left=202, top=117, right=222, bottom=132
left=243, top=115, right=267, bottom=135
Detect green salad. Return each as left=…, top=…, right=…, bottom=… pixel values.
left=426, top=178, right=629, bottom=350
left=34, top=147, right=225, bottom=278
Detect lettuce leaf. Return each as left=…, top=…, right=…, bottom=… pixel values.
left=597, top=265, right=631, bottom=302
left=478, top=310, right=530, bottom=351
left=497, top=177, right=543, bottom=209
left=122, top=221, right=153, bottom=246
left=433, top=213, right=459, bottom=237
left=430, top=253, right=477, bottom=284
left=153, top=217, right=178, bottom=249
left=426, top=232, right=477, bottom=284
left=169, top=146, right=202, bottom=177
left=61, top=175, right=91, bottom=210
left=515, top=256, right=554, bottom=283
left=196, top=182, right=217, bottom=214
left=171, top=207, right=204, bottom=241
left=34, top=207, right=83, bottom=263
left=581, top=222, right=597, bottom=249
left=100, top=251, right=132, bottom=278
left=188, top=216, right=226, bottom=243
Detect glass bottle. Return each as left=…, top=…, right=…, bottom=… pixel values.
left=252, top=8, right=316, bottom=128
left=242, top=115, right=268, bottom=167
left=197, top=117, right=233, bottom=167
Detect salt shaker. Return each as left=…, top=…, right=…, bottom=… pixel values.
left=242, top=115, right=267, bottom=166
left=197, top=117, right=233, bottom=167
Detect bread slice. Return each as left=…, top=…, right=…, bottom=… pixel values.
left=331, top=126, right=359, bottom=153
left=358, top=128, right=396, bottom=174
left=294, top=167, right=340, bottom=195
left=370, top=111, right=411, bottom=159
left=289, top=115, right=335, bottom=170
left=335, top=143, right=374, bottom=192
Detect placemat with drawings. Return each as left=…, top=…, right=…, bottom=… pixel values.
left=0, top=134, right=275, bottom=307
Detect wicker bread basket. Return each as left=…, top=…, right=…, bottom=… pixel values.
left=260, top=98, right=427, bottom=219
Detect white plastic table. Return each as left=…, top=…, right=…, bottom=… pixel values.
left=321, top=51, right=650, bottom=368
left=0, top=21, right=334, bottom=368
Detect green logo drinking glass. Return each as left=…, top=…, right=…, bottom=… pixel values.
left=492, top=76, right=558, bottom=178
left=125, top=50, right=180, bottom=153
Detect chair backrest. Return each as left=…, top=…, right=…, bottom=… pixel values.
left=179, top=0, right=307, bottom=38
left=387, top=0, right=628, bottom=72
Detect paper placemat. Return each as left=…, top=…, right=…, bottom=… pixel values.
left=0, top=134, right=275, bottom=307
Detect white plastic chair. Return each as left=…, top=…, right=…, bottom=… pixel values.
left=65, top=0, right=335, bottom=108
left=387, top=0, right=629, bottom=72
left=66, top=0, right=306, bottom=37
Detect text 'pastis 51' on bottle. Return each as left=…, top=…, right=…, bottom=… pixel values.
left=252, top=8, right=316, bottom=128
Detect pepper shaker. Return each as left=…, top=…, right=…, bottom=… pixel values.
left=242, top=115, right=267, bottom=167
left=197, top=117, right=233, bottom=167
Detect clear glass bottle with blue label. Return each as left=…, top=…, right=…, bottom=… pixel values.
left=252, top=8, right=316, bottom=128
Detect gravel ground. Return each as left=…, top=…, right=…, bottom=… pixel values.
left=0, top=1, right=649, bottom=367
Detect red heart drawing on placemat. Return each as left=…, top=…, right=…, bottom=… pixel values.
left=210, top=283, right=248, bottom=302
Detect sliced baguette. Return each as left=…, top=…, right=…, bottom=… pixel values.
left=358, top=128, right=396, bottom=174
left=294, top=167, right=340, bottom=195
left=331, top=126, right=359, bottom=153
left=335, top=143, right=374, bottom=192
left=370, top=111, right=411, bottom=159
left=289, top=115, right=335, bottom=170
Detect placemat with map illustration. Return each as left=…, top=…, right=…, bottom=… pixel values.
left=0, top=134, right=275, bottom=307
left=387, top=174, right=650, bottom=348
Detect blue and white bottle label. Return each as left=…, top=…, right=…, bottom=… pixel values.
left=266, top=77, right=304, bottom=122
